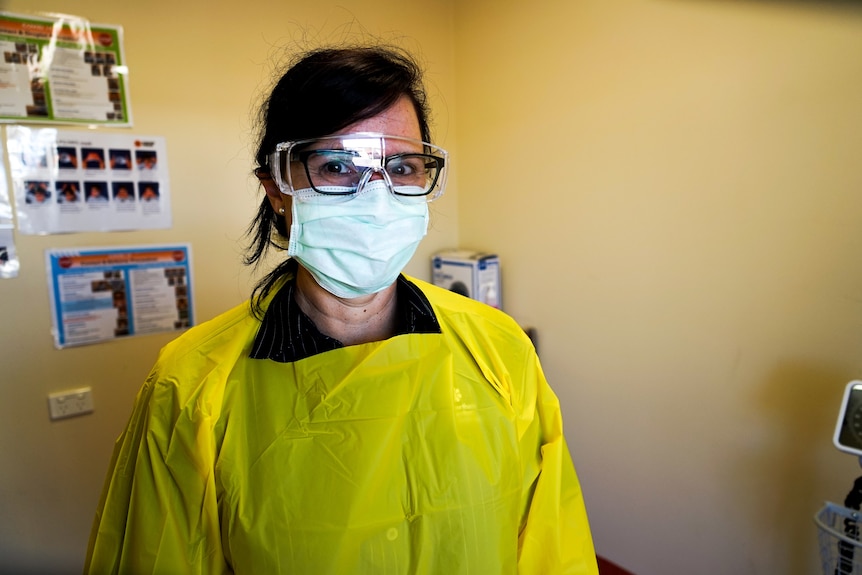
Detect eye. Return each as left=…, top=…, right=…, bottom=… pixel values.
left=321, top=159, right=354, bottom=175
left=305, top=151, right=359, bottom=178
left=387, top=155, right=424, bottom=177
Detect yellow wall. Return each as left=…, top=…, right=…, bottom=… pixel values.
left=2, top=0, right=862, bottom=573
left=453, top=1, right=862, bottom=574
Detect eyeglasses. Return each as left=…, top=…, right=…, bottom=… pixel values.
left=268, top=133, right=448, bottom=202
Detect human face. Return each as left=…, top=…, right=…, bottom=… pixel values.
left=262, top=95, right=423, bottom=225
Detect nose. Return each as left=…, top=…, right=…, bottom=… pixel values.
left=355, top=166, right=395, bottom=195
left=367, top=167, right=386, bottom=182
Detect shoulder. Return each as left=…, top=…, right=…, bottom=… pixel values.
left=158, top=300, right=258, bottom=362
left=406, top=277, right=543, bottom=414
left=145, top=300, right=259, bottom=405
left=408, top=276, right=523, bottom=329
left=407, top=276, right=534, bottom=354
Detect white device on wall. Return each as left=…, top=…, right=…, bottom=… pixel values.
left=833, top=380, right=862, bottom=457
left=431, top=249, right=501, bottom=309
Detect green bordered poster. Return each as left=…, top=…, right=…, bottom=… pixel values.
left=0, top=12, right=131, bottom=126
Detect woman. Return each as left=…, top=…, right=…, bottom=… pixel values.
left=85, top=45, right=597, bottom=574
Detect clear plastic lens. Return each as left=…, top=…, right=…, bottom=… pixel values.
left=386, top=154, right=442, bottom=190
left=304, top=150, right=361, bottom=186
left=270, top=133, right=448, bottom=202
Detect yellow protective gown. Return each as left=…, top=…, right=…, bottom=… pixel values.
left=84, top=276, right=597, bottom=574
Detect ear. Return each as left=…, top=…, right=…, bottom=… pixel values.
left=255, top=169, right=288, bottom=216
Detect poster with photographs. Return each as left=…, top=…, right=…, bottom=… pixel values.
left=45, top=244, right=193, bottom=348
left=6, top=126, right=171, bottom=234
left=0, top=12, right=131, bottom=126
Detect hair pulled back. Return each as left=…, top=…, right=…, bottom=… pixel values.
left=245, top=45, right=432, bottom=316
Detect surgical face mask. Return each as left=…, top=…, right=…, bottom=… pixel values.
left=287, top=180, right=429, bottom=299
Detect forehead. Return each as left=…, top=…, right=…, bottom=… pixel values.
left=334, top=96, right=421, bottom=141
left=303, top=134, right=424, bottom=152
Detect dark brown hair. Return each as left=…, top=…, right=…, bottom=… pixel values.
left=245, top=45, right=432, bottom=317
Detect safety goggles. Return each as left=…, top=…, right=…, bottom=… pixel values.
left=268, top=133, right=448, bottom=203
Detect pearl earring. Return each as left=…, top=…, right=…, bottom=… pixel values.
left=279, top=207, right=285, bottom=215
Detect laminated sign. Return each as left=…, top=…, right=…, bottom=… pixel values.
left=45, top=245, right=194, bottom=348
left=0, top=11, right=131, bottom=126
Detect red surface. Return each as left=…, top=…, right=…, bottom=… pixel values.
left=597, top=555, right=636, bottom=575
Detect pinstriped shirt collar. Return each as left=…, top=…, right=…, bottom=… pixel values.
left=250, top=266, right=441, bottom=363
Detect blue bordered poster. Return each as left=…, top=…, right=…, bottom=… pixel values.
left=46, top=244, right=193, bottom=348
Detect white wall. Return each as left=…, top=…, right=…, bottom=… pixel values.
left=0, top=1, right=457, bottom=572
left=453, top=1, right=862, bottom=573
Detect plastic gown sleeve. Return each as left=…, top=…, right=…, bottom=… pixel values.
left=84, top=368, right=230, bottom=574
left=515, top=346, right=598, bottom=574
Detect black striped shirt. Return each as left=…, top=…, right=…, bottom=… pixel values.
left=249, top=269, right=441, bottom=363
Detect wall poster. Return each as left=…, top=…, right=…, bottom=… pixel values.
left=0, top=12, right=131, bottom=126
left=0, top=134, right=18, bottom=278
left=6, top=126, right=171, bottom=234
left=46, top=244, right=193, bottom=349
left=0, top=228, right=18, bottom=279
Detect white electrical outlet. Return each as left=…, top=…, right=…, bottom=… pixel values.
left=48, top=387, right=94, bottom=420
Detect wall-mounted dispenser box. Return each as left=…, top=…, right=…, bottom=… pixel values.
left=432, top=250, right=501, bottom=309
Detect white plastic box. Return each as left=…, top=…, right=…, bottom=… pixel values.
left=431, top=249, right=501, bottom=309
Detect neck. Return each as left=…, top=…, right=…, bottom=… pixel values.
left=293, top=265, right=399, bottom=346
